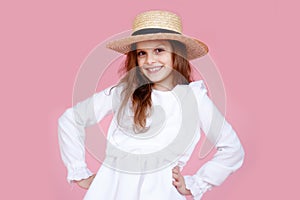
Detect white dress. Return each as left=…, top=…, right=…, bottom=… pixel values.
left=58, top=80, right=245, bottom=200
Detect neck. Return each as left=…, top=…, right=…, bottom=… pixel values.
left=153, top=83, right=175, bottom=91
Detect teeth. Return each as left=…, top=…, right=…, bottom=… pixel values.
left=147, top=66, right=162, bottom=72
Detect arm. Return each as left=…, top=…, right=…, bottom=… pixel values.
left=182, top=81, right=245, bottom=199
left=58, top=87, right=114, bottom=184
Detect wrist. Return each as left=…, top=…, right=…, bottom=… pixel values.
left=184, top=188, right=192, bottom=196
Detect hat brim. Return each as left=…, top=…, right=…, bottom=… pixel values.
left=106, top=33, right=208, bottom=60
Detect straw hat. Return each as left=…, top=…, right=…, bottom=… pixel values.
left=106, top=10, right=208, bottom=60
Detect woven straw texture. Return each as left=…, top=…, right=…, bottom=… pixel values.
left=106, top=10, right=208, bottom=60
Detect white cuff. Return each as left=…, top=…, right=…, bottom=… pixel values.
left=184, top=175, right=212, bottom=200
left=67, top=165, right=93, bottom=183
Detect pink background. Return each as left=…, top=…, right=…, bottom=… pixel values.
left=1, top=0, right=299, bottom=199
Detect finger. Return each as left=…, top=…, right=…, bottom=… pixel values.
left=172, top=180, right=176, bottom=187
left=172, top=180, right=182, bottom=188
left=172, top=173, right=179, bottom=180
left=172, top=166, right=180, bottom=174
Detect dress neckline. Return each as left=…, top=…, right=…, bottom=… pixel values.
left=152, top=84, right=180, bottom=93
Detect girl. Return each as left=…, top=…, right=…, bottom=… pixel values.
left=58, top=10, right=245, bottom=200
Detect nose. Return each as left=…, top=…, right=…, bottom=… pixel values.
left=145, top=53, right=156, bottom=65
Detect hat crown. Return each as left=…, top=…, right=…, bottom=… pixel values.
left=133, top=10, right=182, bottom=34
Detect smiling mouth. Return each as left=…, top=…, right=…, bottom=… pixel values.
left=144, top=66, right=163, bottom=73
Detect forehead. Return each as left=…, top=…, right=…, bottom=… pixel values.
left=136, top=40, right=172, bottom=49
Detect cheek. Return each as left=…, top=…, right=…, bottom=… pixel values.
left=137, top=58, right=144, bottom=67
left=161, top=55, right=173, bottom=67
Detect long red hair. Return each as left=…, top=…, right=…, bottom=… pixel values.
left=115, top=40, right=192, bottom=133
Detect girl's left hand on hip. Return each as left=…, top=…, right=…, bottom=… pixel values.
left=172, top=166, right=192, bottom=196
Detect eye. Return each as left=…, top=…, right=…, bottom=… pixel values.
left=154, top=48, right=165, bottom=54
left=137, top=51, right=146, bottom=57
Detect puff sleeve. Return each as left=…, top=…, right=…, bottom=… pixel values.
left=184, top=80, right=245, bottom=199
left=58, top=87, right=114, bottom=183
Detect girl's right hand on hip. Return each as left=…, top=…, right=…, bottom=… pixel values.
left=75, top=174, right=96, bottom=190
